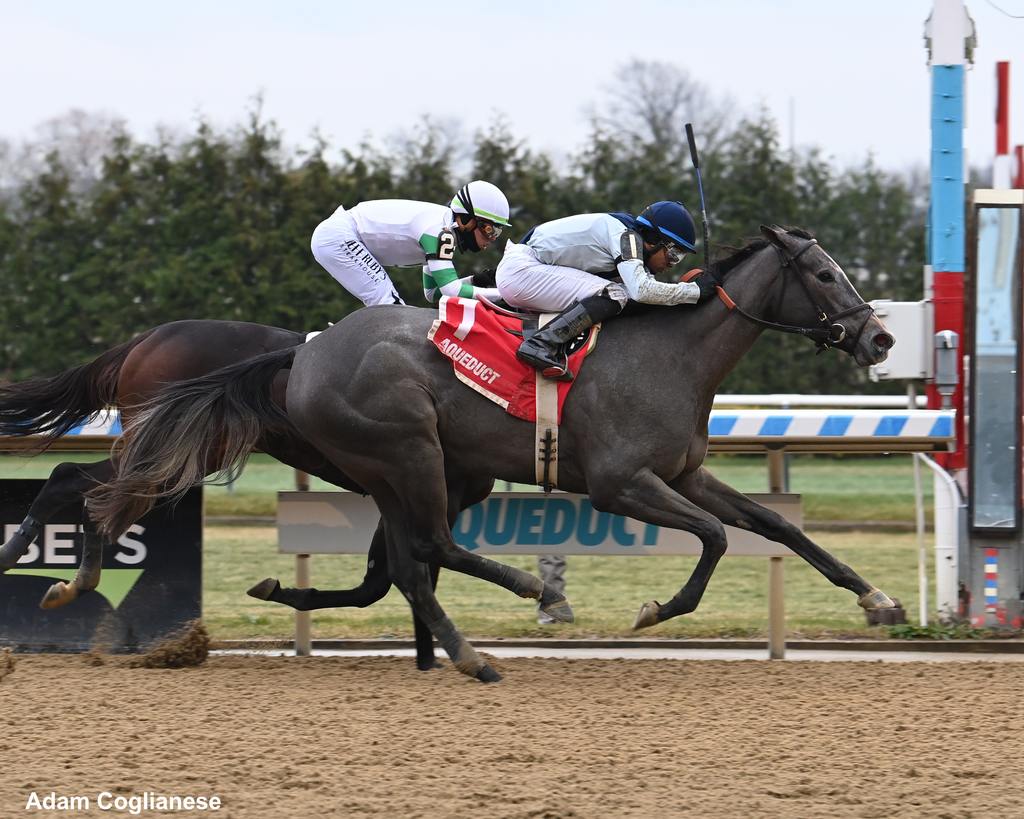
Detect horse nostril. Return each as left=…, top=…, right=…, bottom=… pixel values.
left=874, top=332, right=895, bottom=350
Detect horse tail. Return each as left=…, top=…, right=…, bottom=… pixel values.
left=0, top=330, right=156, bottom=448
left=87, top=345, right=299, bottom=539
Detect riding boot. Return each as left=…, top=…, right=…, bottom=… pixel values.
left=516, top=295, right=621, bottom=381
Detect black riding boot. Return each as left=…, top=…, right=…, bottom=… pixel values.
left=516, top=295, right=621, bottom=381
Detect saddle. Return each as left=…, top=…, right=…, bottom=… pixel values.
left=484, top=299, right=592, bottom=357
left=428, top=296, right=601, bottom=491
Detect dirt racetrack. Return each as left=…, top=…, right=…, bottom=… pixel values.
left=2, top=654, right=1021, bottom=818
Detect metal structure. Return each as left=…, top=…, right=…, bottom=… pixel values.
left=966, top=188, right=1024, bottom=625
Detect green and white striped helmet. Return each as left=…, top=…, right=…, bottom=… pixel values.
left=450, top=180, right=511, bottom=227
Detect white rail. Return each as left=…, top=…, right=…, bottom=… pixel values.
left=714, top=394, right=927, bottom=408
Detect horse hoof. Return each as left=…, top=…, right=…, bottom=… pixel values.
left=633, top=600, right=662, bottom=630
left=539, top=596, right=575, bottom=624
left=417, top=658, right=443, bottom=671
left=858, top=588, right=896, bottom=610
left=247, top=578, right=281, bottom=601
left=475, top=664, right=502, bottom=683
left=40, top=581, right=77, bottom=610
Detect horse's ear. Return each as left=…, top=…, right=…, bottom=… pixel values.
left=759, top=225, right=785, bottom=246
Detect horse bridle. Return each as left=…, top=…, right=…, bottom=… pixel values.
left=705, top=236, right=875, bottom=353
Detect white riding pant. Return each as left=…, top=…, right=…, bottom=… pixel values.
left=495, top=242, right=628, bottom=313
left=310, top=207, right=404, bottom=306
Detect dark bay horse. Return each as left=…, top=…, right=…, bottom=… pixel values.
left=0, top=319, right=501, bottom=670
left=91, top=226, right=897, bottom=682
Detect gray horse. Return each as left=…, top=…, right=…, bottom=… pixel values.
left=90, top=226, right=897, bottom=682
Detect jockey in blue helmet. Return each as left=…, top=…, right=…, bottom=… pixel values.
left=635, top=200, right=698, bottom=263
left=495, top=200, right=717, bottom=379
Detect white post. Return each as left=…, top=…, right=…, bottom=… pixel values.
left=767, top=450, right=786, bottom=494
left=917, top=453, right=965, bottom=618
left=768, top=556, right=785, bottom=659
left=909, top=384, right=928, bottom=626
left=295, top=554, right=312, bottom=656
left=913, top=454, right=929, bottom=626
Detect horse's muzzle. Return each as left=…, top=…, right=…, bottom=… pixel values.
left=873, top=330, right=895, bottom=353
left=862, top=328, right=895, bottom=365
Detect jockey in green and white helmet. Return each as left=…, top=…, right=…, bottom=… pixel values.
left=310, top=180, right=511, bottom=306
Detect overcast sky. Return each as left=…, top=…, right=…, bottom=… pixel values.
left=4, top=0, right=1023, bottom=172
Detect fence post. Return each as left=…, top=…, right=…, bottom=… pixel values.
left=294, top=554, right=312, bottom=656
left=768, top=556, right=786, bottom=659
left=294, top=469, right=312, bottom=656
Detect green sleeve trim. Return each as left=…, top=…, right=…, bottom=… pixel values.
left=419, top=233, right=439, bottom=255
left=457, top=281, right=475, bottom=298
left=431, top=266, right=458, bottom=287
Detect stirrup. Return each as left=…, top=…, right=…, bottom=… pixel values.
left=516, top=340, right=572, bottom=377
left=541, top=362, right=574, bottom=382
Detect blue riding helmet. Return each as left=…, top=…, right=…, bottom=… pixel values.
left=636, top=201, right=697, bottom=252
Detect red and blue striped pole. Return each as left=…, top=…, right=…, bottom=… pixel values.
left=924, top=0, right=972, bottom=472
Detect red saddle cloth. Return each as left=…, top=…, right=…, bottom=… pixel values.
left=427, top=296, right=598, bottom=423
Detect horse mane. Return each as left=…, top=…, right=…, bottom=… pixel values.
left=711, top=226, right=815, bottom=279
left=618, top=226, right=815, bottom=319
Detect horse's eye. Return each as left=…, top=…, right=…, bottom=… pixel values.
left=816, top=271, right=835, bottom=283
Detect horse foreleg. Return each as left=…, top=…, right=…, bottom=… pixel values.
left=589, top=469, right=729, bottom=628
left=673, top=466, right=895, bottom=610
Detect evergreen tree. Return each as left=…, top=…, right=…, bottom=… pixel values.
left=0, top=73, right=932, bottom=389
left=5, top=152, right=91, bottom=378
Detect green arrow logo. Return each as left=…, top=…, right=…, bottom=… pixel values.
left=7, top=568, right=145, bottom=609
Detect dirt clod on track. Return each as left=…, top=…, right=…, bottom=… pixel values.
left=129, top=619, right=210, bottom=668
left=2, top=655, right=1022, bottom=818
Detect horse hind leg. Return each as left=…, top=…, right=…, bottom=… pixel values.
left=365, top=473, right=499, bottom=682
left=1, top=460, right=109, bottom=571
left=1, top=461, right=113, bottom=601
left=247, top=519, right=442, bottom=671
left=396, top=450, right=573, bottom=622
left=248, top=519, right=392, bottom=611
left=40, top=516, right=104, bottom=609
left=379, top=505, right=499, bottom=683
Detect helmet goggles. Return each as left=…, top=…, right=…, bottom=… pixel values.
left=476, top=220, right=503, bottom=241
left=664, top=243, right=688, bottom=266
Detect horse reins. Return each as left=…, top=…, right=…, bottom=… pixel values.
left=687, top=237, right=876, bottom=353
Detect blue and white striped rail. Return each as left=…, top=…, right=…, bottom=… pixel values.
left=0, top=408, right=955, bottom=454
left=0, top=410, right=122, bottom=451
left=67, top=409, right=121, bottom=437
left=707, top=409, right=954, bottom=452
